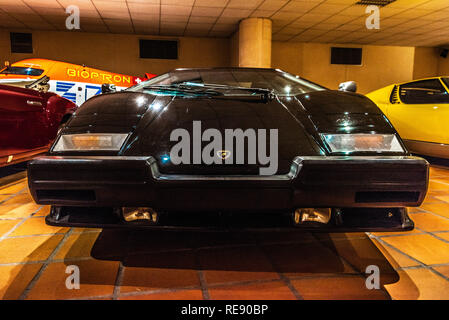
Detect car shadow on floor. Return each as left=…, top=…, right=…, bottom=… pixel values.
left=86, top=228, right=413, bottom=299
left=89, top=229, right=390, bottom=274
left=2, top=228, right=422, bottom=299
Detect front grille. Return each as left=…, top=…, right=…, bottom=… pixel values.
left=157, top=161, right=293, bottom=176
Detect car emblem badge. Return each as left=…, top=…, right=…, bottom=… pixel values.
left=217, top=150, right=231, bottom=160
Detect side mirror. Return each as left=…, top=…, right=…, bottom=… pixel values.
left=101, top=83, right=116, bottom=94
left=339, top=81, right=357, bottom=93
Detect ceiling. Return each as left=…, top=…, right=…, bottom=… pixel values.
left=0, top=0, right=449, bottom=47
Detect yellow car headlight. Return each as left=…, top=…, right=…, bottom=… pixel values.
left=322, top=134, right=404, bottom=153
left=53, top=133, right=129, bottom=151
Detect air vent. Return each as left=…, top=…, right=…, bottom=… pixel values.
left=390, top=85, right=400, bottom=104
left=10, top=32, right=33, bottom=53
left=139, top=39, right=178, bottom=60
left=331, top=47, right=362, bottom=65
left=355, top=0, right=396, bottom=7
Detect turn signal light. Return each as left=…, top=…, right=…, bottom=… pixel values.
left=322, top=134, right=404, bottom=153
left=71, top=135, right=113, bottom=149
left=53, top=133, right=128, bottom=151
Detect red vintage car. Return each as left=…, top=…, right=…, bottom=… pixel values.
left=0, top=83, right=77, bottom=166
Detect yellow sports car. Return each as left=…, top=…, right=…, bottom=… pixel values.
left=366, top=77, right=449, bottom=158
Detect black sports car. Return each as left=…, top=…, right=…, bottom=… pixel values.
left=27, top=68, right=429, bottom=232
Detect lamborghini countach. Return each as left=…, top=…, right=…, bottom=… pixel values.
left=27, top=68, right=429, bottom=232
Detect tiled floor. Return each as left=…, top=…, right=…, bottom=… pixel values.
left=0, top=166, right=448, bottom=300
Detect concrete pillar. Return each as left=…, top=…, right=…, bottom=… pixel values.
left=238, top=18, right=272, bottom=68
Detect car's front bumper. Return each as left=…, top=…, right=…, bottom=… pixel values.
left=28, top=155, right=429, bottom=210
left=28, top=155, right=428, bottom=232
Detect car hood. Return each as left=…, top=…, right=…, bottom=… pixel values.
left=61, top=90, right=400, bottom=175
left=290, top=90, right=396, bottom=134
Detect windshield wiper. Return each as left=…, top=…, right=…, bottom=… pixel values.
left=178, top=82, right=276, bottom=102
left=142, top=84, right=222, bottom=97
left=143, top=83, right=276, bottom=102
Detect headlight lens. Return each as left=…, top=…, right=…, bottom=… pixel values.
left=322, top=134, right=404, bottom=153
left=53, top=133, right=129, bottom=151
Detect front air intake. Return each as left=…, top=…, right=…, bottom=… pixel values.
left=355, top=191, right=420, bottom=203
left=36, top=190, right=96, bottom=202
left=390, top=85, right=400, bottom=104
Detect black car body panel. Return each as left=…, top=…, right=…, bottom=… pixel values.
left=53, top=90, right=403, bottom=174
left=28, top=68, right=429, bottom=231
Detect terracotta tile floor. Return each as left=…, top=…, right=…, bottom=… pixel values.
left=0, top=165, right=448, bottom=300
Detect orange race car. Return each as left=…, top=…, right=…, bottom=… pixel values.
left=0, top=59, right=155, bottom=166
left=0, top=58, right=156, bottom=105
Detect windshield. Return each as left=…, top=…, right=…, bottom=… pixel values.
left=0, top=66, right=44, bottom=76
left=128, top=69, right=326, bottom=96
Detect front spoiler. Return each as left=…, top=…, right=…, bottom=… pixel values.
left=28, top=155, right=429, bottom=211
left=45, top=206, right=414, bottom=233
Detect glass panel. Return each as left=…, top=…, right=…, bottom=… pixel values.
left=0, top=66, right=44, bottom=76
left=129, top=69, right=326, bottom=96
left=399, top=79, right=449, bottom=104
